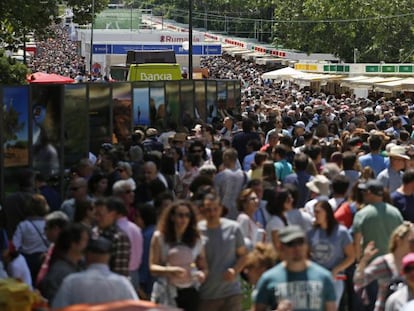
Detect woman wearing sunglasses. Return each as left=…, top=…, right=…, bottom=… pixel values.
left=237, top=188, right=263, bottom=248
left=149, top=200, right=207, bottom=311
left=307, top=200, right=355, bottom=307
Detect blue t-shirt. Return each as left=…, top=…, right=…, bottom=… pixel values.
left=274, top=160, right=292, bottom=182
left=391, top=191, right=414, bottom=222
left=358, top=153, right=389, bottom=177
left=254, top=261, right=336, bottom=311
left=307, top=225, right=353, bottom=270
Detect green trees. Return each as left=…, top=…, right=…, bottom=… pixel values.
left=137, top=0, right=414, bottom=62
left=67, top=0, right=109, bottom=25
left=0, top=0, right=59, bottom=47
left=0, top=50, right=28, bottom=85
left=272, top=0, right=414, bottom=62
left=2, top=102, right=25, bottom=146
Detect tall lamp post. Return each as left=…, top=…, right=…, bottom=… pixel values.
left=188, top=0, right=193, bottom=80
left=89, top=0, right=95, bottom=76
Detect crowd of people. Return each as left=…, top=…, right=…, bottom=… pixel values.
left=4, top=22, right=414, bottom=311
left=28, top=24, right=87, bottom=81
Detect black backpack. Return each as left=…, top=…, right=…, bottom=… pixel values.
left=384, top=257, right=406, bottom=300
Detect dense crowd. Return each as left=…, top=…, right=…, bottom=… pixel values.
left=4, top=23, right=414, bottom=311
left=28, top=24, right=86, bottom=80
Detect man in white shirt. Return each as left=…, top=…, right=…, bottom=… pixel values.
left=52, top=236, right=138, bottom=308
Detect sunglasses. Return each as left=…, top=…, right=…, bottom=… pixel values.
left=124, top=189, right=134, bottom=194
left=101, top=143, right=113, bottom=151
left=174, top=212, right=191, bottom=219
left=70, top=186, right=81, bottom=191
left=202, top=206, right=219, bottom=213
left=284, top=238, right=306, bottom=248
left=404, top=265, right=414, bottom=273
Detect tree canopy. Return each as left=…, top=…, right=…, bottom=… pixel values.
left=67, top=0, right=109, bottom=25
left=0, top=50, right=28, bottom=84
left=272, top=0, right=414, bottom=62
left=136, top=0, right=414, bottom=62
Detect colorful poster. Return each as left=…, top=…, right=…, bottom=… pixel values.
left=89, top=84, right=111, bottom=154
left=150, top=83, right=165, bottom=128
left=64, top=84, right=88, bottom=167
left=31, top=85, right=62, bottom=177
left=133, top=84, right=150, bottom=126
left=2, top=86, right=30, bottom=167
left=206, top=81, right=217, bottom=123
left=112, top=83, right=132, bottom=144
left=165, top=81, right=180, bottom=126
left=180, top=81, right=194, bottom=130
left=195, top=81, right=206, bottom=122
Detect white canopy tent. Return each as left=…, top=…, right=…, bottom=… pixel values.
left=262, top=67, right=305, bottom=80
left=294, top=74, right=345, bottom=87
left=341, top=77, right=401, bottom=88
left=375, top=77, right=414, bottom=92
left=255, top=57, right=284, bottom=66
left=342, top=76, right=403, bottom=89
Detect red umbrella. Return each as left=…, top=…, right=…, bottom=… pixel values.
left=28, top=72, right=75, bottom=84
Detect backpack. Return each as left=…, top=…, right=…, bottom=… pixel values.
left=385, top=276, right=405, bottom=300
left=384, top=257, right=405, bottom=300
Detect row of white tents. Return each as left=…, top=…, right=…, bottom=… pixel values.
left=262, top=67, right=414, bottom=92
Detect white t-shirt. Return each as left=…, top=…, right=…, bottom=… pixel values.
left=265, top=215, right=286, bottom=243
left=7, top=254, right=32, bottom=288
left=237, top=213, right=260, bottom=246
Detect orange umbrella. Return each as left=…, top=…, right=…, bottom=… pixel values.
left=28, top=72, right=74, bottom=84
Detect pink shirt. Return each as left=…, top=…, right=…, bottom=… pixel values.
left=116, top=217, right=143, bottom=271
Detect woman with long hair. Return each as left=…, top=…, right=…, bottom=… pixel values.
left=12, top=194, right=49, bottom=283
left=262, top=160, right=278, bottom=190
left=307, top=200, right=355, bottom=307
left=87, top=172, right=108, bottom=199
left=236, top=188, right=262, bottom=248
left=38, top=223, right=89, bottom=303
left=354, top=221, right=414, bottom=311
left=73, top=200, right=96, bottom=230
left=150, top=200, right=207, bottom=310
left=265, top=188, right=292, bottom=251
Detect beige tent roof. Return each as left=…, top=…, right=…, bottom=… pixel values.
left=341, top=76, right=402, bottom=88
left=255, top=58, right=284, bottom=66
left=295, top=73, right=345, bottom=82
left=340, top=75, right=369, bottom=82
left=375, top=77, right=414, bottom=92
left=262, top=67, right=305, bottom=80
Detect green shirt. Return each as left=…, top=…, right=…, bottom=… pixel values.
left=352, top=202, right=403, bottom=258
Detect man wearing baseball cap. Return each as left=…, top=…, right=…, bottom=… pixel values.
left=253, top=225, right=336, bottom=311
left=353, top=180, right=403, bottom=261
left=385, top=253, right=414, bottom=311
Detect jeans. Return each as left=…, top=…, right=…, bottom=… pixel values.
left=334, top=279, right=344, bottom=307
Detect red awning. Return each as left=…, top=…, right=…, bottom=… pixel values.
left=28, top=72, right=74, bottom=84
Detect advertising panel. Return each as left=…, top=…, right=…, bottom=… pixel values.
left=2, top=86, right=30, bottom=168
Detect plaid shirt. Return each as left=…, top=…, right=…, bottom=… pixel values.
left=98, top=225, right=130, bottom=277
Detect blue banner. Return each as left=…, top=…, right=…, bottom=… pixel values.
left=93, top=44, right=222, bottom=55
left=203, top=45, right=222, bottom=55
left=112, top=45, right=142, bottom=54
left=93, top=44, right=111, bottom=54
